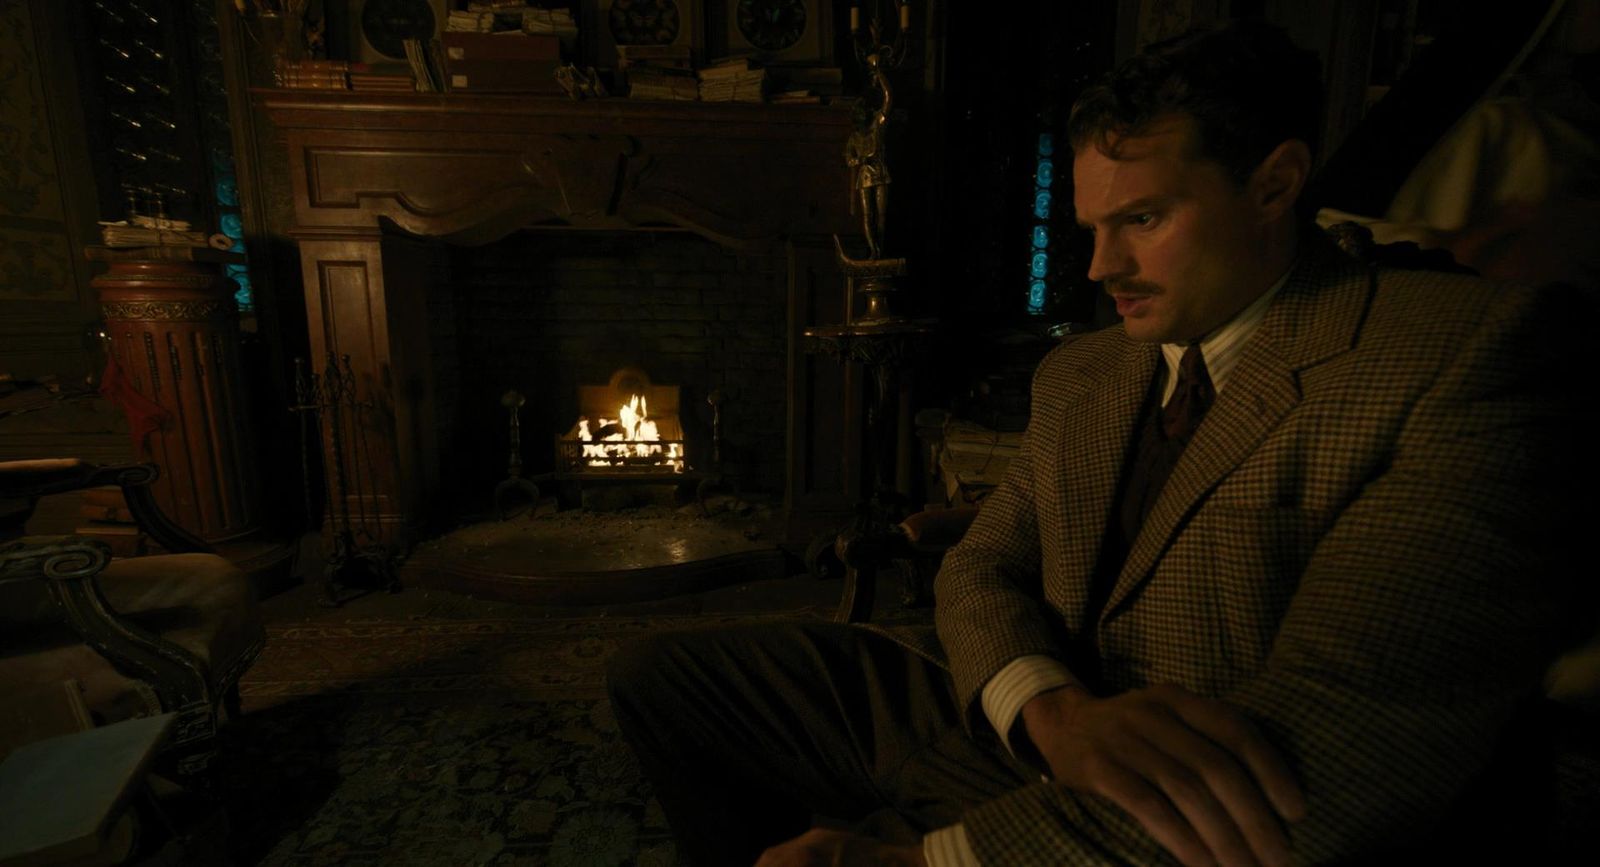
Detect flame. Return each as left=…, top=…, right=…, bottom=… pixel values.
left=575, top=394, right=684, bottom=472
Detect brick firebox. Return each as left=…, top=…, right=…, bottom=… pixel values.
left=430, top=229, right=792, bottom=510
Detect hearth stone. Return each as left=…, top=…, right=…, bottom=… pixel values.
left=400, top=504, right=790, bottom=604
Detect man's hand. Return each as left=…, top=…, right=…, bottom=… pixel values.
left=1022, top=684, right=1307, bottom=867
left=755, top=828, right=927, bottom=867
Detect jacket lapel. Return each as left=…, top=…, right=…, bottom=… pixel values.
left=1101, top=241, right=1372, bottom=621
left=1050, top=338, right=1159, bottom=622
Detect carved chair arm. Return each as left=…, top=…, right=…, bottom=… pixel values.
left=0, top=537, right=211, bottom=713
left=898, top=506, right=979, bottom=553
left=0, top=459, right=211, bottom=554
left=832, top=506, right=981, bottom=624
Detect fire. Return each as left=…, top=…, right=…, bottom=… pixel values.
left=577, top=394, right=684, bottom=472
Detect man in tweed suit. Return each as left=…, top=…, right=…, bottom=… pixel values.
left=608, top=20, right=1586, bottom=867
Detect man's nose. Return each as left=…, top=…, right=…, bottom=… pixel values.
left=1086, top=232, right=1131, bottom=283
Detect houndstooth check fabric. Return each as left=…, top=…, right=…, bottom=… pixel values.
left=924, top=237, right=1589, bottom=864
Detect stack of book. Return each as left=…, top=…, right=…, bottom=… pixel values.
left=349, top=70, right=415, bottom=92
left=627, top=67, right=700, bottom=100
left=97, top=217, right=215, bottom=249
left=618, top=45, right=697, bottom=100
left=448, top=2, right=577, bottom=40
left=698, top=57, right=767, bottom=103
left=447, top=9, right=498, bottom=32
left=442, top=32, right=562, bottom=93
left=521, top=6, right=578, bottom=40
left=75, top=487, right=147, bottom=557
left=274, top=58, right=351, bottom=90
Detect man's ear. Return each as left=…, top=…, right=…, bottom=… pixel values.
left=1250, top=139, right=1312, bottom=220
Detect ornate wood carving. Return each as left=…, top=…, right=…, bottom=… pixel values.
left=265, top=92, right=854, bottom=246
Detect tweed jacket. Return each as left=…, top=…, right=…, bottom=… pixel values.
left=927, top=239, right=1586, bottom=864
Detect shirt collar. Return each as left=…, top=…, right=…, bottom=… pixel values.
left=1158, top=265, right=1292, bottom=403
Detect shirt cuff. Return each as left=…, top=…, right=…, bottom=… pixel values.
left=924, top=823, right=980, bottom=867
left=980, top=654, right=1080, bottom=759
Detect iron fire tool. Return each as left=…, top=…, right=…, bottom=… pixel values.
left=494, top=389, right=540, bottom=520
left=290, top=354, right=400, bottom=606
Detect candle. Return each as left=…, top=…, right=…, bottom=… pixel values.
left=850, top=6, right=860, bottom=31
left=900, top=3, right=911, bottom=29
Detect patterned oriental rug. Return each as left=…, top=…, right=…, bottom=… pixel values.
left=220, top=611, right=824, bottom=866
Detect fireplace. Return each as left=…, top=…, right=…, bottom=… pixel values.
left=427, top=228, right=794, bottom=518
left=261, top=91, right=866, bottom=553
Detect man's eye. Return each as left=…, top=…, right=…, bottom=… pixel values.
left=1128, top=213, right=1156, bottom=227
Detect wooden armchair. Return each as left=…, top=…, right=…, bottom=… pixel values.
left=0, top=459, right=264, bottom=782
left=834, top=506, right=978, bottom=623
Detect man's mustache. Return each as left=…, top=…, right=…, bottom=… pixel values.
left=1104, top=279, right=1163, bottom=297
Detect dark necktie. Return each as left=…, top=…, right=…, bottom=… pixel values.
left=1162, top=344, right=1215, bottom=441
left=1116, top=344, right=1216, bottom=554
left=1087, top=344, right=1218, bottom=647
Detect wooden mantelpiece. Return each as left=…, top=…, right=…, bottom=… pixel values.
left=258, top=90, right=859, bottom=544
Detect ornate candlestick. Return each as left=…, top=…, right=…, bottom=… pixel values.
left=805, top=2, right=932, bottom=563
left=833, top=0, right=915, bottom=323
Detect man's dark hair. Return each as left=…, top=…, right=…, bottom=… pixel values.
left=1068, top=18, right=1325, bottom=183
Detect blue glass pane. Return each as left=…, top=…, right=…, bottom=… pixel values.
left=215, top=176, right=239, bottom=207
left=1035, top=159, right=1053, bottom=188
left=1030, top=252, right=1049, bottom=279
left=1033, top=190, right=1052, bottom=220
left=225, top=263, right=248, bottom=277
left=1028, top=279, right=1047, bottom=312
left=1038, top=132, right=1054, bottom=157
left=231, top=274, right=254, bottom=310
left=230, top=237, right=245, bottom=253
left=220, top=213, right=244, bottom=238
left=1032, top=225, right=1049, bottom=249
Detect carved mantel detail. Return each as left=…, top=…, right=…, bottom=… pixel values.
left=259, top=91, right=859, bottom=542
left=264, top=91, right=854, bottom=246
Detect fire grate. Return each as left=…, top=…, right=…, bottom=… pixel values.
left=555, top=366, right=687, bottom=477
left=555, top=438, right=689, bottom=474
left=495, top=367, right=726, bottom=518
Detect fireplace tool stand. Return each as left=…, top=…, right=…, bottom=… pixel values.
left=291, top=354, right=401, bottom=606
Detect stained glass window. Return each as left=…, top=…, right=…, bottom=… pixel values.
left=1026, top=133, right=1054, bottom=315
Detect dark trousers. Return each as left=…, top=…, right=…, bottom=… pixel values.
left=606, top=620, right=1034, bottom=867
